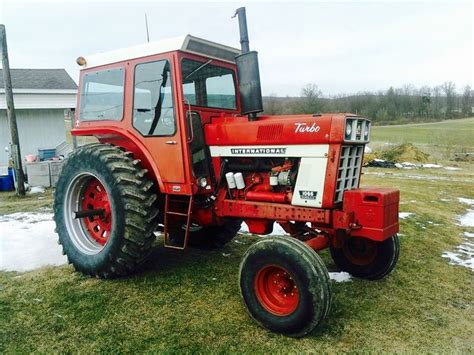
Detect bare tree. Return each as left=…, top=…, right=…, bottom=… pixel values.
left=461, top=85, right=472, bottom=117
left=442, top=81, right=456, bottom=118
left=298, top=83, right=324, bottom=114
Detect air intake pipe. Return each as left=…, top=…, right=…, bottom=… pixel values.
left=233, top=7, right=263, bottom=119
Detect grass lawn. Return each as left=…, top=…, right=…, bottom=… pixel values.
left=1, top=121, right=473, bottom=352
left=370, top=117, right=474, bottom=160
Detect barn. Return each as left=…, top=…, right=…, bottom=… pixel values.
left=0, top=69, right=77, bottom=166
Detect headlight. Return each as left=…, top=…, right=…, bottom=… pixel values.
left=198, top=177, right=208, bottom=188
left=364, top=124, right=370, bottom=140
left=345, top=121, right=353, bottom=138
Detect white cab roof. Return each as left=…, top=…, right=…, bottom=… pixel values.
left=82, top=35, right=241, bottom=69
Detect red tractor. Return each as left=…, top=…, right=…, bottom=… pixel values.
left=54, top=8, right=400, bottom=337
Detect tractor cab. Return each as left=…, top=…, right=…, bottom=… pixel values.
left=74, top=35, right=243, bottom=195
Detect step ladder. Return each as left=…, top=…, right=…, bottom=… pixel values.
left=163, top=194, right=193, bottom=250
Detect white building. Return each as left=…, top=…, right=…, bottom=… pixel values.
left=0, top=69, right=77, bottom=166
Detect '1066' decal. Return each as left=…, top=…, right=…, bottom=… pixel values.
left=299, top=190, right=318, bottom=200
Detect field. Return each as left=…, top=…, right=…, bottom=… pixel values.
left=1, top=119, right=473, bottom=352
left=371, top=117, right=474, bottom=160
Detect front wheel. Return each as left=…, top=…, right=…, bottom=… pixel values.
left=239, top=236, right=332, bottom=337
left=329, top=235, right=400, bottom=280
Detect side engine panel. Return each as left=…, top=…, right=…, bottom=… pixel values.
left=209, top=144, right=330, bottom=208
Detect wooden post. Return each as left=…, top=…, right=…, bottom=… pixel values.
left=1, top=24, right=26, bottom=196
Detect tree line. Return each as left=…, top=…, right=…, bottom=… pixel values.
left=263, top=82, right=473, bottom=124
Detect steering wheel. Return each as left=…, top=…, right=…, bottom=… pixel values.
left=160, top=106, right=174, bottom=127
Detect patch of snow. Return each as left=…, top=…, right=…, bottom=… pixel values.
left=364, top=146, right=372, bottom=153
left=329, top=272, right=352, bottom=282
left=459, top=211, right=474, bottom=228
left=392, top=162, right=458, bottom=170
left=239, top=223, right=250, bottom=233
left=458, top=198, right=474, bottom=228
left=28, top=186, right=45, bottom=194
left=399, top=212, right=414, bottom=219
left=239, top=222, right=288, bottom=236
left=373, top=158, right=386, bottom=162
left=0, top=212, right=67, bottom=272
left=440, top=198, right=450, bottom=202
left=458, top=197, right=474, bottom=206
left=443, top=201, right=474, bottom=271
left=422, top=164, right=442, bottom=169
left=442, top=246, right=474, bottom=272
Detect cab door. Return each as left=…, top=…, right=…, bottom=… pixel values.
left=130, top=55, right=188, bottom=189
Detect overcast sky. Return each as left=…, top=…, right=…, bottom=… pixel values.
left=0, top=0, right=472, bottom=96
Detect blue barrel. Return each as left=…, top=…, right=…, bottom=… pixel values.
left=8, top=167, right=14, bottom=183
left=0, top=175, right=14, bottom=191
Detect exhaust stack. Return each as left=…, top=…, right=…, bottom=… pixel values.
left=233, top=7, right=263, bottom=119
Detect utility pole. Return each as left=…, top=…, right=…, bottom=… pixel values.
left=1, top=24, right=26, bottom=196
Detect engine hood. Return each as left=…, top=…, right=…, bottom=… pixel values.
left=204, top=113, right=354, bottom=146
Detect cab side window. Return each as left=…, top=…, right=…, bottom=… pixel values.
left=80, top=67, right=125, bottom=121
left=133, top=60, right=176, bottom=136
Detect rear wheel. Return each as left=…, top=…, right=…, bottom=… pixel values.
left=329, top=235, right=400, bottom=280
left=239, top=236, right=332, bottom=337
left=54, top=144, right=159, bottom=278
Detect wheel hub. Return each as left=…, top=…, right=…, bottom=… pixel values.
left=343, top=237, right=377, bottom=266
left=81, top=178, right=112, bottom=245
left=255, top=265, right=299, bottom=316
left=63, top=173, right=113, bottom=255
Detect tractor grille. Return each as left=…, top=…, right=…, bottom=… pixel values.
left=335, top=145, right=364, bottom=203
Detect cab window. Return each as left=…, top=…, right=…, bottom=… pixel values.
left=80, top=67, right=124, bottom=121
left=133, top=60, right=175, bottom=136
left=182, top=58, right=236, bottom=110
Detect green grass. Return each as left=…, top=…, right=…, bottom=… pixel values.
left=0, top=189, right=53, bottom=215
left=371, top=117, right=474, bottom=153
left=1, top=120, right=474, bottom=352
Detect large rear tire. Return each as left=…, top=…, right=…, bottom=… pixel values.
left=329, top=235, right=400, bottom=280
left=54, top=144, right=159, bottom=278
left=239, top=236, right=332, bottom=337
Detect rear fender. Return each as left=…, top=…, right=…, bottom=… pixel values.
left=72, top=128, right=165, bottom=192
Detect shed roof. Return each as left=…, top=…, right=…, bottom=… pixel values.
left=0, top=69, right=77, bottom=90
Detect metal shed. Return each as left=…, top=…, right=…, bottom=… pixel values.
left=0, top=69, right=77, bottom=166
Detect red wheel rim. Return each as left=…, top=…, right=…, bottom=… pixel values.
left=254, top=265, right=299, bottom=316
left=343, top=238, right=377, bottom=266
left=81, top=177, right=112, bottom=246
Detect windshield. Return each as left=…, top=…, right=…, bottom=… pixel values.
left=181, top=58, right=237, bottom=110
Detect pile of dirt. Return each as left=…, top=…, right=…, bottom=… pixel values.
left=365, top=143, right=430, bottom=163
